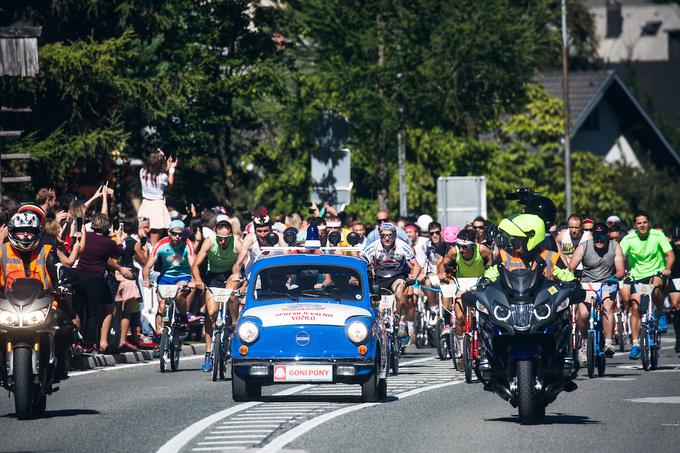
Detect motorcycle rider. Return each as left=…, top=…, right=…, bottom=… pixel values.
left=523, top=194, right=558, bottom=252
left=568, top=222, right=625, bottom=361
left=0, top=208, right=72, bottom=381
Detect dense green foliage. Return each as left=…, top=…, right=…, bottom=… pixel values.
left=0, top=1, right=678, bottom=228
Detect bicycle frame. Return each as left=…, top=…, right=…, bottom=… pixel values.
left=634, top=281, right=659, bottom=370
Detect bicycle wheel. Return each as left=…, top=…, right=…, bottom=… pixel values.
left=212, top=330, right=221, bottom=382
left=170, top=324, right=181, bottom=371
left=572, top=330, right=581, bottom=371
left=463, top=334, right=473, bottom=383
left=616, top=313, right=626, bottom=352
left=159, top=329, right=168, bottom=373
left=414, top=312, right=426, bottom=349
left=390, top=334, right=400, bottom=375
left=640, top=326, right=650, bottom=371
left=586, top=331, right=595, bottom=378
left=650, top=329, right=659, bottom=371
left=450, top=332, right=460, bottom=370
left=434, top=320, right=448, bottom=360
left=597, top=330, right=606, bottom=377
left=220, top=330, right=229, bottom=380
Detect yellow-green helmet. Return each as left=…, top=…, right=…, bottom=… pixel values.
left=498, top=214, right=545, bottom=252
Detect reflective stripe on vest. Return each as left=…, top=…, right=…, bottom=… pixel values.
left=0, top=242, right=51, bottom=288
left=541, top=250, right=559, bottom=280
left=499, top=249, right=526, bottom=271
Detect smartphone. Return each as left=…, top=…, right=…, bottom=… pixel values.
left=119, top=222, right=124, bottom=231
left=76, top=217, right=84, bottom=230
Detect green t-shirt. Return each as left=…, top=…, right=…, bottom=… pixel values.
left=620, top=229, right=672, bottom=280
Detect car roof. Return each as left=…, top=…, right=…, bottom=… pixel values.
left=250, top=253, right=367, bottom=275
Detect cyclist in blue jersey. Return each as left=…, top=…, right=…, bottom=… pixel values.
left=143, top=220, right=197, bottom=334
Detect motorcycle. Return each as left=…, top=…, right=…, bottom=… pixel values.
left=462, top=267, right=579, bottom=424
left=0, top=271, right=71, bottom=419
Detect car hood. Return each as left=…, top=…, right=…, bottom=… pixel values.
left=242, top=302, right=372, bottom=327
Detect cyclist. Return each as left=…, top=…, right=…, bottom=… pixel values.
left=414, top=222, right=447, bottom=333
left=568, top=222, right=625, bottom=361
left=192, top=216, right=242, bottom=372
left=556, top=214, right=591, bottom=276
left=143, top=220, right=197, bottom=335
left=669, top=227, right=680, bottom=352
left=232, top=214, right=283, bottom=280
left=438, top=228, right=491, bottom=368
left=619, top=211, right=675, bottom=360
left=362, top=222, right=421, bottom=343
left=608, top=224, right=623, bottom=243
left=471, top=216, right=486, bottom=244
left=437, top=225, right=460, bottom=337
left=365, top=210, right=411, bottom=246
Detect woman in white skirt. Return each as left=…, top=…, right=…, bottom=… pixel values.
left=137, top=148, right=178, bottom=245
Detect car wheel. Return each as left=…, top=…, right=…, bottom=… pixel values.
left=361, top=369, right=379, bottom=402
left=232, top=366, right=249, bottom=402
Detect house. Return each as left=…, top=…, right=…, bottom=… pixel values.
left=538, top=70, right=679, bottom=169
left=588, top=1, right=680, bottom=122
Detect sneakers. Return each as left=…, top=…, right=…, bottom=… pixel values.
left=578, top=346, right=588, bottom=366
left=629, top=344, right=641, bottom=360
left=603, top=343, right=615, bottom=358
left=658, top=314, right=668, bottom=333
left=201, top=353, right=213, bottom=372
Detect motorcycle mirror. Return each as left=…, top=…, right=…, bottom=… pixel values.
left=346, top=232, right=360, bottom=246
left=328, top=231, right=341, bottom=246
left=266, top=232, right=280, bottom=247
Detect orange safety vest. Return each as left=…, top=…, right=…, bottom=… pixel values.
left=0, top=242, right=52, bottom=289
left=498, top=249, right=560, bottom=281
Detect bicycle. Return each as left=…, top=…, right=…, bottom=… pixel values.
left=208, top=287, right=236, bottom=381
left=418, top=276, right=450, bottom=360
left=444, top=277, right=478, bottom=376
left=377, top=288, right=400, bottom=375
left=613, top=293, right=630, bottom=353
left=631, top=276, right=665, bottom=371
left=157, top=283, right=192, bottom=373
left=582, top=282, right=617, bottom=378
left=414, top=282, right=437, bottom=349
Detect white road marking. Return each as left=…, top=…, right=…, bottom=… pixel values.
left=598, top=377, right=636, bottom=381
left=626, top=396, right=680, bottom=404
left=69, top=354, right=203, bottom=377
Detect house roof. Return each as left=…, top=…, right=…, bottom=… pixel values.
left=537, top=70, right=680, bottom=166
left=590, top=2, right=680, bottom=62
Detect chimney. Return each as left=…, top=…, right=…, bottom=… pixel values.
left=606, top=1, right=622, bottom=38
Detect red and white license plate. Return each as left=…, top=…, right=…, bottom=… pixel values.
left=273, top=364, right=333, bottom=382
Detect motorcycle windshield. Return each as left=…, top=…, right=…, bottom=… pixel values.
left=499, top=267, right=541, bottom=299
left=4, top=271, right=45, bottom=306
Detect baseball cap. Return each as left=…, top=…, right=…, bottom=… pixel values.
left=606, top=215, right=621, bottom=224
left=215, top=214, right=230, bottom=224
left=169, top=219, right=185, bottom=231
left=582, top=218, right=595, bottom=228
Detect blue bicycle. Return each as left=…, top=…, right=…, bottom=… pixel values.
left=582, top=282, right=617, bottom=378
left=632, top=277, right=664, bottom=371
left=208, top=287, right=236, bottom=381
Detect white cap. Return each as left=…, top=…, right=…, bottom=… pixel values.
left=606, top=215, right=621, bottom=224
left=326, top=220, right=342, bottom=228
left=272, top=222, right=286, bottom=233
left=215, top=214, right=230, bottom=224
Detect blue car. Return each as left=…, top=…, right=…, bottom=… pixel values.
left=231, top=253, right=388, bottom=402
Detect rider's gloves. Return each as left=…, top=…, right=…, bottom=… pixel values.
left=483, top=266, right=500, bottom=282
left=607, top=276, right=619, bottom=286
left=553, top=267, right=576, bottom=282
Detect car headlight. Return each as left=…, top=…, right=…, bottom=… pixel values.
left=533, top=304, right=551, bottom=321
left=0, top=310, right=19, bottom=326
left=23, top=308, right=49, bottom=326
left=493, top=305, right=511, bottom=322
left=476, top=301, right=489, bottom=315
left=556, top=298, right=570, bottom=312
left=238, top=321, right=259, bottom=344
left=346, top=321, right=368, bottom=344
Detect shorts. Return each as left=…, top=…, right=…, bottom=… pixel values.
left=376, top=274, right=408, bottom=291
left=206, top=271, right=230, bottom=288
left=157, top=274, right=192, bottom=285
left=669, top=276, right=680, bottom=293
left=580, top=282, right=618, bottom=304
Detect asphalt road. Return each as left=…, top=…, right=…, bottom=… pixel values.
left=1, top=335, right=679, bottom=453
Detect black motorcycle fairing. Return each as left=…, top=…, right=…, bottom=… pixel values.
left=5, top=278, right=45, bottom=307
left=500, top=268, right=541, bottom=301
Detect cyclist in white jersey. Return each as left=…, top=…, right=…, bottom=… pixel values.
left=557, top=214, right=591, bottom=275
left=362, top=222, right=421, bottom=340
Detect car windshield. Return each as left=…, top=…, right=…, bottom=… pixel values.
left=253, top=265, right=364, bottom=302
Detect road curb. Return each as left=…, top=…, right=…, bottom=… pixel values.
left=73, top=342, right=207, bottom=370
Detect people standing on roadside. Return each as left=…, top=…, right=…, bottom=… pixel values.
left=35, top=187, right=57, bottom=216
left=138, top=148, right=178, bottom=246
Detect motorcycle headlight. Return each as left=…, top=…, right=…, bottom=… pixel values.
left=476, top=301, right=489, bottom=315
left=533, top=304, right=551, bottom=321
left=23, top=308, right=49, bottom=326
left=493, top=305, right=511, bottom=322
left=511, top=305, right=533, bottom=330
left=238, top=321, right=259, bottom=344
left=346, top=320, right=368, bottom=344
left=0, top=310, right=19, bottom=326
left=556, top=298, right=570, bottom=312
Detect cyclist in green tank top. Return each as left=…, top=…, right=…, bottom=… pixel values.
left=191, top=217, right=243, bottom=372
left=619, top=212, right=675, bottom=360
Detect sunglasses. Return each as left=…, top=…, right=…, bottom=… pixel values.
left=169, top=231, right=182, bottom=237
left=593, top=235, right=608, bottom=243
left=429, top=230, right=441, bottom=235
left=473, top=225, right=484, bottom=230
left=216, top=235, right=232, bottom=242
left=458, top=243, right=473, bottom=249
left=376, top=218, right=389, bottom=223
left=380, top=234, right=395, bottom=239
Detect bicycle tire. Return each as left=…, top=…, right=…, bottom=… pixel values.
left=650, top=329, right=659, bottom=370
left=414, top=312, right=426, bottom=349
left=212, top=330, right=221, bottom=382
left=170, top=324, right=181, bottom=371
left=616, top=313, right=625, bottom=352
left=220, top=330, right=229, bottom=380
left=434, top=320, right=448, bottom=360
left=463, top=334, right=473, bottom=383
left=640, top=326, right=650, bottom=371
left=587, top=331, right=595, bottom=378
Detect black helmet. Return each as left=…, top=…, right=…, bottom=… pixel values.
left=523, top=194, right=557, bottom=227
